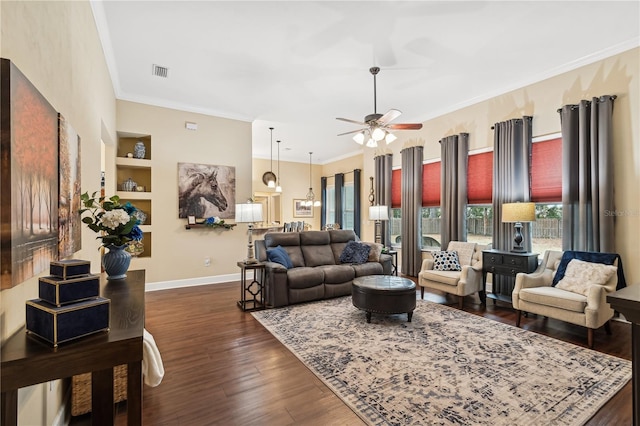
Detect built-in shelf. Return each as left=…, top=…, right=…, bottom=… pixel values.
left=185, top=223, right=237, bottom=230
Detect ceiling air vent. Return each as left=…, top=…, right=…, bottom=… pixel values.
left=152, top=64, right=169, bottom=78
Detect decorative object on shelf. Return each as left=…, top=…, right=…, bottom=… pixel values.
left=126, top=152, right=133, bottom=158
left=275, top=139, right=283, bottom=193
left=235, top=202, right=263, bottom=263
left=121, top=177, right=137, bottom=192
left=135, top=185, right=145, bottom=192
left=303, top=152, right=321, bottom=207
left=261, top=127, right=277, bottom=187
left=184, top=216, right=237, bottom=230
left=133, top=209, right=147, bottom=225
left=125, top=240, right=145, bottom=257
left=79, top=191, right=144, bottom=279
left=133, top=140, right=146, bottom=159
left=369, top=205, right=389, bottom=245
left=502, top=202, right=536, bottom=252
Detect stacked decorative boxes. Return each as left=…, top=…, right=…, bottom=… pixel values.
left=26, top=260, right=110, bottom=347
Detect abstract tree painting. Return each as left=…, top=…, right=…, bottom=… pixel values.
left=58, top=114, right=82, bottom=258
left=1, top=59, right=59, bottom=289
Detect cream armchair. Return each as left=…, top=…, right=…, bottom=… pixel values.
left=418, top=242, right=488, bottom=309
left=513, top=250, right=618, bottom=349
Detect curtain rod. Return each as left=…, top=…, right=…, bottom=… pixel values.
left=490, top=116, right=533, bottom=130
left=556, top=95, right=617, bottom=113
left=321, top=168, right=360, bottom=179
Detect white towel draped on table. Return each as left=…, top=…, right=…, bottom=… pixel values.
left=142, top=329, right=164, bottom=387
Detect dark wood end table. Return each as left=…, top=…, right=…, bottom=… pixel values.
left=237, top=261, right=266, bottom=311
left=481, top=249, right=538, bottom=304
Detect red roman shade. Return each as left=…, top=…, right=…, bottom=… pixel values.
left=391, top=168, right=402, bottom=208
left=422, top=161, right=441, bottom=207
left=467, top=151, right=493, bottom=205
left=531, top=137, right=562, bottom=202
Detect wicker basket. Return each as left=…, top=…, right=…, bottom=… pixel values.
left=71, top=364, right=128, bottom=416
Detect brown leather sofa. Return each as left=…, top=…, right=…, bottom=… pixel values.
left=255, top=230, right=392, bottom=307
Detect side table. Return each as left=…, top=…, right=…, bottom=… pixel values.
left=387, top=250, right=398, bottom=276
left=482, top=249, right=538, bottom=304
left=606, top=285, right=640, bottom=426
left=237, top=261, right=266, bottom=311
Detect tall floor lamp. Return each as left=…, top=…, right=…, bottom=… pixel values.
left=235, top=203, right=263, bottom=263
left=369, top=205, right=389, bottom=246
left=502, top=202, right=536, bottom=252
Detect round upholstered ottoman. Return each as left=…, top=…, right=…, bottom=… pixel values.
left=352, top=275, right=416, bottom=323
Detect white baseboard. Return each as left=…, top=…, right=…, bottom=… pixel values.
left=146, top=273, right=241, bottom=292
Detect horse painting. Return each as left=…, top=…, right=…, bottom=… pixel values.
left=178, top=163, right=236, bottom=219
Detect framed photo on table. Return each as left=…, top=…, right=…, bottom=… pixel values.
left=293, top=199, right=313, bottom=218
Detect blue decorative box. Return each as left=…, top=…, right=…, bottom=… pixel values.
left=26, top=297, right=110, bottom=347
left=38, top=274, right=100, bottom=307
left=49, top=259, right=91, bottom=279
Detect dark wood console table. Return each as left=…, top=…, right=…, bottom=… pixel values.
left=1, top=270, right=146, bottom=425
left=482, top=249, right=538, bottom=304
left=607, top=285, right=640, bottom=426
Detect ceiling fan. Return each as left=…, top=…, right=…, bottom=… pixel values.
left=337, top=66, right=423, bottom=147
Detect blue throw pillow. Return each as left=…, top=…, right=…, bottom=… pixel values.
left=266, top=245, right=293, bottom=269
left=339, top=241, right=371, bottom=264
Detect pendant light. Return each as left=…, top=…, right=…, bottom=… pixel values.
left=275, top=140, right=282, bottom=193
left=305, top=152, right=321, bottom=207
left=261, top=127, right=276, bottom=187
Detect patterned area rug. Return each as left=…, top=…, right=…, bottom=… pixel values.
left=252, top=297, right=631, bottom=426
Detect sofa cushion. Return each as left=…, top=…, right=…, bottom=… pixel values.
left=266, top=245, right=293, bottom=269
left=318, top=265, right=355, bottom=284
left=519, top=286, right=587, bottom=313
left=339, top=241, right=370, bottom=264
left=364, top=242, right=383, bottom=262
left=555, top=259, right=617, bottom=296
left=420, top=270, right=461, bottom=286
left=352, top=261, right=383, bottom=277
left=431, top=251, right=462, bottom=271
left=286, top=267, right=324, bottom=289
left=264, top=232, right=305, bottom=267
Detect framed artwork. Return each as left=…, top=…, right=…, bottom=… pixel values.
left=187, top=215, right=196, bottom=225
left=177, top=162, right=236, bottom=219
left=293, top=199, right=313, bottom=218
left=58, top=113, right=82, bottom=258
left=1, top=59, right=59, bottom=289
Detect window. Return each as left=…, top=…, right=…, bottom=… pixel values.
left=342, top=182, right=354, bottom=230
left=466, top=205, right=493, bottom=246
left=421, top=207, right=441, bottom=249
left=324, top=185, right=335, bottom=226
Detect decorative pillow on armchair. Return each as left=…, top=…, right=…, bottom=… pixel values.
left=431, top=251, right=462, bottom=271
left=363, top=242, right=383, bottom=262
left=339, top=241, right=371, bottom=264
left=555, top=259, right=617, bottom=296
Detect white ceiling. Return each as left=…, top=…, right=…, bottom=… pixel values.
left=91, top=1, right=639, bottom=164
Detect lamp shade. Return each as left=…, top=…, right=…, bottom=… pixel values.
left=502, top=202, right=535, bottom=223
left=369, top=205, right=389, bottom=221
left=235, top=203, right=263, bottom=223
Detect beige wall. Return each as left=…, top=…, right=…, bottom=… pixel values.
left=117, top=101, right=252, bottom=284
left=1, top=1, right=116, bottom=424
left=358, top=47, right=639, bottom=285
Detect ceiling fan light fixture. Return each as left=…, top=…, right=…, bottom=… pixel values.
left=353, top=131, right=365, bottom=145
left=385, top=132, right=397, bottom=144
left=366, top=138, right=377, bottom=148
left=372, top=127, right=385, bottom=141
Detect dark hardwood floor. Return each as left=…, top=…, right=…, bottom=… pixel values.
left=71, top=277, right=633, bottom=425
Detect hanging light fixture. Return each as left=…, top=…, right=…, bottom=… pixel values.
left=275, top=140, right=282, bottom=193
left=352, top=127, right=396, bottom=148
left=305, top=152, right=321, bottom=207
left=261, top=127, right=277, bottom=188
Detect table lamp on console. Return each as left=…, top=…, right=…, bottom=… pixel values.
left=501, top=202, right=536, bottom=252
left=235, top=202, right=263, bottom=263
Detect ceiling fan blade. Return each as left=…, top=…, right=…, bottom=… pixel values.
left=336, top=117, right=368, bottom=126
left=337, top=128, right=367, bottom=137
left=378, top=109, right=402, bottom=125
left=388, top=123, right=423, bottom=130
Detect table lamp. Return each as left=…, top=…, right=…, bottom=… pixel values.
left=235, top=203, right=263, bottom=263
left=369, top=205, right=389, bottom=245
left=501, top=202, right=536, bottom=252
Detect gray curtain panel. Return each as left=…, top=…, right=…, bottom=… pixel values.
left=440, top=133, right=469, bottom=249
left=374, top=153, right=393, bottom=247
left=335, top=173, right=344, bottom=226
left=492, top=117, right=533, bottom=295
left=559, top=96, right=616, bottom=252
left=353, top=169, right=361, bottom=238
left=401, top=146, right=423, bottom=277
left=321, top=177, right=327, bottom=228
